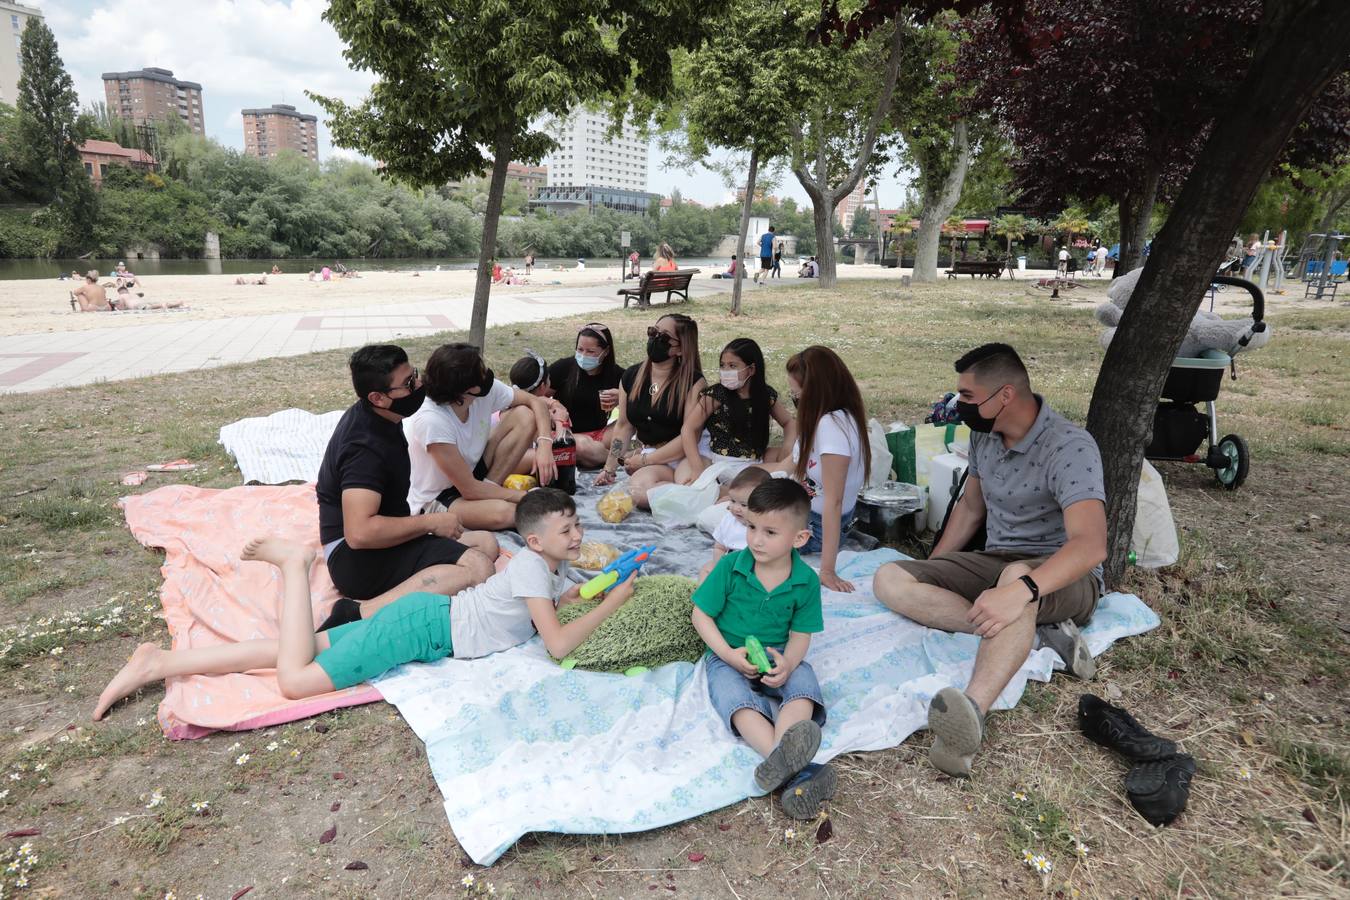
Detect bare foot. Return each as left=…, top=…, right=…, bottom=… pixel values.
left=240, top=536, right=315, bottom=569
left=93, top=642, right=162, bottom=720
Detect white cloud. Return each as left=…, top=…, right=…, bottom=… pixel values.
left=42, top=0, right=373, bottom=159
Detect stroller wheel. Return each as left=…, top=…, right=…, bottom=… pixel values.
left=1214, top=434, right=1249, bottom=490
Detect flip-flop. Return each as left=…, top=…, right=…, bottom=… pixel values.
left=146, top=459, right=197, bottom=472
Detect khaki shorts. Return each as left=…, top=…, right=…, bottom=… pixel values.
left=894, top=550, right=1099, bottom=626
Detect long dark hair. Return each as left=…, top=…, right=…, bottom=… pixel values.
left=786, top=346, right=870, bottom=483
left=720, top=338, right=771, bottom=457
left=632, top=313, right=702, bottom=415
left=568, top=323, right=622, bottom=396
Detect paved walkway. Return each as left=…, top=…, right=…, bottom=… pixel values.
left=0, top=279, right=751, bottom=394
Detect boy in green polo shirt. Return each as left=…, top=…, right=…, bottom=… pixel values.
left=691, top=478, right=835, bottom=820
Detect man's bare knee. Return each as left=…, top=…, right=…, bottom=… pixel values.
left=874, top=562, right=918, bottom=605
left=459, top=549, right=494, bottom=583
left=462, top=530, right=500, bottom=560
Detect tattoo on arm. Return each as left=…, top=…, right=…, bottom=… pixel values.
left=609, top=439, right=624, bottom=457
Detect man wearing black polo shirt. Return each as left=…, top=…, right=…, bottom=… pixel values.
left=316, top=345, right=497, bottom=629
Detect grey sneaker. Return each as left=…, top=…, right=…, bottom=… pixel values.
left=1037, top=619, right=1096, bottom=680
left=927, top=687, right=985, bottom=778
left=754, top=720, right=821, bottom=792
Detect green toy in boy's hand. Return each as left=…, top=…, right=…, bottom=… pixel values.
left=744, top=635, right=773, bottom=674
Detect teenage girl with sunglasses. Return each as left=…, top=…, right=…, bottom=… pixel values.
left=595, top=313, right=705, bottom=508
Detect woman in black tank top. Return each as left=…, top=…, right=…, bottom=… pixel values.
left=595, top=313, right=705, bottom=509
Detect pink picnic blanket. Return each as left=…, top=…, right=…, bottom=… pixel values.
left=119, top=483, right=383, bottom=739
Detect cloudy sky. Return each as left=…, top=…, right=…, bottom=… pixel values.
left=33, top=0, right=909, bottom=208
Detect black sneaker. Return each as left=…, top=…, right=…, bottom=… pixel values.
left=754, top=720, right=822, bottom=792
left=1077, top=694, right=1178, bottom=762
left=779, top=762, right=838, bottom=820
left=317, top=597, right=362, bottom=632
left=1126, top=754, right=1196, bottom=826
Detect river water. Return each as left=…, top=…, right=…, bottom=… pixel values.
left=0, top=256, right=729, bottom=281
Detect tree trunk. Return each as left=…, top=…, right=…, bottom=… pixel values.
left=874, top=189, right=885, bottom=263
left=1086, top=0, right=1350, bottom=588
left=1314, top=185, right=1350, bottom=234
left=469, top=128, right=512, bottom=349
left=910, top=121, right=971, bottom=283
left=731, top=145, right=759, bottom=316
left=1115, top=165, right=1159, bottom=276
left=813, top=193, right=838, bottom=288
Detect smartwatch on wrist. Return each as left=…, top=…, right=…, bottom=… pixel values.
left=1019, top=574, right=1041, bottom=606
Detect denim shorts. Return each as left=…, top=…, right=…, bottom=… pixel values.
left=804, top=510, right=856, bottom=554
left=705, top=650, right=827, bottom=735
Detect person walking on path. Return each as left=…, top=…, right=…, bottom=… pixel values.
left=753, top=226, right=776, bottom=285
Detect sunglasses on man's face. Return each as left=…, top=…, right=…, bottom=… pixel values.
left=387, top=367, right=419, bottom=394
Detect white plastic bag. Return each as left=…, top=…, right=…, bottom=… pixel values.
left=865, top=419, right=894, bottom=489
left=697, top=501, right=729, bottom=537
left=648, top=461, right=735, bottom=527
left=1131, top=460, right=1179, bottom=568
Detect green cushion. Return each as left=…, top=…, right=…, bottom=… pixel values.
left=552, top=575, right=706, bottom=672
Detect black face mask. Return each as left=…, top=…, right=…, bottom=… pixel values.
left=646, top=335, right=672, bottom=364
left=955, top=386, right=1008, bottom=434
left=385, top=384, right=426, bottom=417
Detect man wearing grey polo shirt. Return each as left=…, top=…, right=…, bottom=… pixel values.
left=874, top=343, right=1108, bottom=777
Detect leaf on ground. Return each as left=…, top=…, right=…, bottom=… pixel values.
left=687, top=852, right=705, bottom=862
left=4, top=828, right=39, bottom=838
left=1302, top=807, right=1317, bottom=824
left=319, top=824, right=337, bottom=844
left=331, top=801, right=341, bottom=812
left=229, top=888, right=253, bottom=900
left=344, top=861, right=369, bottom=871
left=332, top=772, right=345, bottom=780
left=816, top=817, right=834, bottom=843
left=315, top=723, right=330, bottom=734
left=1240, top=730, right=1255, bottom=747
left=717, top=822, right=731, bottom=831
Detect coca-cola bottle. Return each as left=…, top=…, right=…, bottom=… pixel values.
left=551, top=425, right=577, bottom=495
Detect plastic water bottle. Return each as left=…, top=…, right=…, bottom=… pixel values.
left=552, top=427, right=577, bottom=495
left=1127, top=550, right=1138, bottom=566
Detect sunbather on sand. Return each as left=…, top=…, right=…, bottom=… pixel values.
left=71, top=270, right=112, bottom=311
left=114, top=285, right=183, bottom=310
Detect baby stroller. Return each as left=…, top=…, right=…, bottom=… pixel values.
left=1144, top=276, right=1266, bottom=489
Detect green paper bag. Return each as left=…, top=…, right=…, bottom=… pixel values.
left=886, top=427, right=917, bottom=484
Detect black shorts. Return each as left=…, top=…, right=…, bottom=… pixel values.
left=434, top=458, right=490, bottom=507
left=326, top=534, right=469, bottom=600
left=760, top=256, right=773, bottom=270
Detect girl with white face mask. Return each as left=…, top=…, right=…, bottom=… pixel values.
left=546, top=323, right=624, bottom=468
left=678, top=338, right=798, bottom=486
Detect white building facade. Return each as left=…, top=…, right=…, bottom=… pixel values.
left=536, top=109, right=648, bottom=192
left=0, top=1, right=41, bottom=107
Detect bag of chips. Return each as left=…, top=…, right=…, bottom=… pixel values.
left=596, top=486, right=635, bottom=524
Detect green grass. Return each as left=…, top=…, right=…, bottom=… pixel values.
left=0, top=278, right=1346, bottom=897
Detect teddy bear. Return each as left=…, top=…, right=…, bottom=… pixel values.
left=1095, top=267, right=1271, bottom=358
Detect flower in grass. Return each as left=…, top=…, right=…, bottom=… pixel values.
left=0, top=790, right=8, bottom=801
left=235, top=753, right=250, bottom=766
left=1074, top=841, right=1090, bottom=858
left=486, top=884, right=496, bottom=895
left=1028, top=854, right=1053, bottom=874
left=289, top=749, right=301, bottom=760
left=146, top=790, right=165, bottom=809
left=266, top=742, right=279, bottom=752
left=1021, top=848, right=1034, bottom=863
left=8, top=772, right=20, bottom=781
left=136, top=718, right=148, bottom=727
left=1011, top=790, right=1028, bottom=802
left=1236, top=766, right=1252, bottom=781
left=65, top=684, right=77, bottom=693
left=461, top=873, right=476, bottom=888
left=164, top=892, right=177, bottom=900
left=783, top=828, right=796, bottom=841
left=16, top=874, right=29, bottom=887
left=111, top=815, right=129, bottom=825
left=227, top=742, right=242, bottom=752
left=49, top=646, right=63, bottom=656
left=191, top=801, right=210, bottom=813
left=33, top=763, right=45, bottom=773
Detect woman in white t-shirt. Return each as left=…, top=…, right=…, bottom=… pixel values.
left=774, top=346, right=871, bottom=593
left=404, top=343, right=558, bottom=530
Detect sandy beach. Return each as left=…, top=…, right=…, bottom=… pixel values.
left=0, top=267, right=640, bottom=337
left=1, top=262, right=1291, bottom=338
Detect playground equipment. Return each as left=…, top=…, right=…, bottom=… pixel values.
left=1289, top=232, right=1346, bottom=300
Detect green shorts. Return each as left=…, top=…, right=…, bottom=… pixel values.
left=315, top=591, right=452, bottom=690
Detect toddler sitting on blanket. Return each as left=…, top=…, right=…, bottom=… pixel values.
left=698, top=466, right=771, bottom=584
left=94, top=490, right=636, bottom=721
left=690, top=478, right=836, bottom=820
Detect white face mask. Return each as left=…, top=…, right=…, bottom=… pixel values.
left=719, top=368, right=746, bottom=390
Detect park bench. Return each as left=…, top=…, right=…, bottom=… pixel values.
left=946, top=259, right=1007, bottom=279
left=617, top=268, right=700, bottom=308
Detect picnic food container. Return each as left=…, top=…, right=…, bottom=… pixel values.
left=854, top=481, right=923, bottom=544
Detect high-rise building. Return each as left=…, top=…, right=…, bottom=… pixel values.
left=0, top=1, right=41, bottom=108
left=242, top=104, right=319, bottom=161
left=836, top=180, right=868, bottom=230
left=102, top=67, right=205, bottom=135
left=536, top=110, right=648, bottom=192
